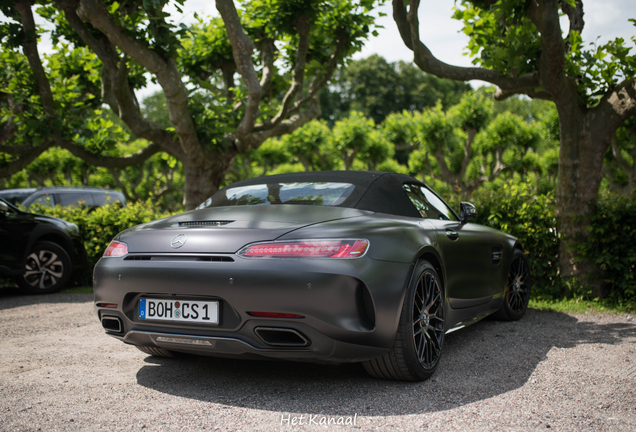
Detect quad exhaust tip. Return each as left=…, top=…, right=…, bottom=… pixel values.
left=101, top=315, right=123, bottom=333
left=254, top=327, right=310, bottom=347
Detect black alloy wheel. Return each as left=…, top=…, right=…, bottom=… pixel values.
left=493, top=249, right=532, bottom=321
left=412, top=265, right=445, bottom=371
left=363, top=260, right=445, bottom=381
left=15, top=241, right=72, bottom=294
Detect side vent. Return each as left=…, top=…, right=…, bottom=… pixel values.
left=492, top=246, right=502, bottom=266
left=179, top=220, right=233, bottom=227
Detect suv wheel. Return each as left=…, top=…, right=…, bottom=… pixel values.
left=15, top=241, right=72, bottom=294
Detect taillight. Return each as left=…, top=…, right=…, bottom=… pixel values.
left=103, top=241, right=128, bottom=257
left=237, top=239, right=369, bottom=259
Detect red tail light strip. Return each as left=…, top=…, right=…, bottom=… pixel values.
left=237, top=239, right=369, bottom=259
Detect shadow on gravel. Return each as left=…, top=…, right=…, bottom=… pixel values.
left=0, top=287, right=92, bottom=311
left=135, top=308, right=636, bottom=416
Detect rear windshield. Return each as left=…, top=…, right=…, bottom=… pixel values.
left=198, top=182, right=356, bottom=208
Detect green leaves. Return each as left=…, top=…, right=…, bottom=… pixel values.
left=453, top=0, right=540, bottom=77
left=565, top=27, right=636, bottom=106
left=454, top=1, right=636, bottom=107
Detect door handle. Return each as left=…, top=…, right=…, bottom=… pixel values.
left=446, top=230, right=459, bottom=240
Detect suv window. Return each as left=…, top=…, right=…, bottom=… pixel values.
left=31, top=193, right=56, bottom=208
left=92, top=192, right=122, bottom=206
left=58, top=192, right=95, bottom=207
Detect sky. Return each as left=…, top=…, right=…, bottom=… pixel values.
left=13, top=0, right=636, bottom=98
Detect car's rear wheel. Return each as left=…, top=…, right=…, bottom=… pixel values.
left=493, top=249, right=532, bottom=321
left=15, top=241, right=72, bottom=294
left=136, top=346, right=179, bottom=358
left=363, top=260, right=445, bottom=381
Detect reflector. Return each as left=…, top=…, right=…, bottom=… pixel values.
left=247, top=312, right=305, bottom=318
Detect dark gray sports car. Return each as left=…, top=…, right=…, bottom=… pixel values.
left=94, top=171, right=531, bottom=381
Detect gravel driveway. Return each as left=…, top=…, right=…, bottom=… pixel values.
left=0, top=289, right=635, bottom=431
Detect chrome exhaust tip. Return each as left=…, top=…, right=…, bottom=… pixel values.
left=254, top=327, right=310, bottom=347
left=101, top=315, right=123, bottom=333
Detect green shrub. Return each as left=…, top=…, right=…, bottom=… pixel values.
left=27, top=201, right=175, bottom=283
left=576, top=193, right=636, bottom=301
left=473, top=183, right=562, bottom=299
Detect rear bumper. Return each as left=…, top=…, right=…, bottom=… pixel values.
left=93, top=253, right=412, bottom=362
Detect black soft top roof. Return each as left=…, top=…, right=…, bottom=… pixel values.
left=222, top=171, right=424, bottom=218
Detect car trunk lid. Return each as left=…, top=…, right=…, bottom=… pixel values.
left=119, top=205, right=372, bottom=254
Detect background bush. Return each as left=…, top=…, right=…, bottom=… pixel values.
left=28, top=201, right=175, bottom=284
left=473, top=183, right=562, bottom=299
left=18, top=188, right=635, bottom=303
left=576, top=193, right=636, bottom=301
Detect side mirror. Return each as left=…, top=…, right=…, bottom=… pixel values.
left=0, top=200, right=8, bottom=215
left=460, top=202, right=477, bottom=224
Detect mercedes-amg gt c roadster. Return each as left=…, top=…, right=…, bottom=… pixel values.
left=94, top=171, right=531, bottom=381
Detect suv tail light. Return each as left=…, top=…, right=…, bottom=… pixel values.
left=104, top=241, right=128, bottom=257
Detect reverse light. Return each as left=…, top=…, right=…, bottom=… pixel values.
left=237, top=239, right=369, bottom=259
left=103, top=241, right=128, bottom=257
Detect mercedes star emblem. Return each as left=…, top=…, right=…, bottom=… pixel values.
left=171, top=234, right=187, bottom=249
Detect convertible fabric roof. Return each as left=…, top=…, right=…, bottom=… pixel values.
left=222, top=171, right=425, bottom=218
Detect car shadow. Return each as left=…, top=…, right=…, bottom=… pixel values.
left=0, top=285, right=92, bottom=311
left=134, top=308, right=636, bottom=416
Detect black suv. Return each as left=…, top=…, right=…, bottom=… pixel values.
left=0, top=186, right=126, bottom=208
left=0, top=198, right=86, bottom=294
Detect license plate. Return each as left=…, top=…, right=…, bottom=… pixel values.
left=139, top=298, right=219, bottom=324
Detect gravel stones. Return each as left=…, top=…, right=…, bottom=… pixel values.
left=0, top=290, right=634, bottom=431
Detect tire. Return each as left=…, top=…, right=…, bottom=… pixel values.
left=493, top=249, right=532, bottom=321
left=15, top=241, right=72, bottom=294
left=136, top=346, right=179, bottom=358
left=363, top=260, right=445, bottom=381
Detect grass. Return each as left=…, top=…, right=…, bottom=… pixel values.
left=530, top=297, right=636, bottom=315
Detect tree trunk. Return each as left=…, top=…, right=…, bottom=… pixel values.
left=183, top=163, right=228, bottom=211
left=555, top=104, right=612, bottom=296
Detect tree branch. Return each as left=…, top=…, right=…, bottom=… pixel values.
left=561, top=0, right=585, bottom=52
left=59, top=141, right=161, bottom=169
left=597, top=78, right=636, bottom=131
left=258, top=38, right=276, bottom=95
left=249, top=96, right=322, bottom=148
left=77, top=0, right=206, bottom=164
left=0, top=142, right=53, bottom=177
left=458, top=127, right=477, bottom=179
left=56, top=0, right=187, bottom=161
left=392, top=0, right=539, bottom=95
left=528, top=0, right=576, bottom=101
left=216, top=0, right=262, bottom=150
left=14, top=0, right=57, bottom=117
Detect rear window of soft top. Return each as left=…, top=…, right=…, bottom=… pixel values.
left=197, top=182, right=356, bottom=209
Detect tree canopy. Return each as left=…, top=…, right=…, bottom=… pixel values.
left=320, top=54, right=470, bottom=124
left=0, top=0, right=380, bottom=209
